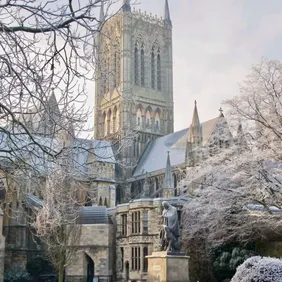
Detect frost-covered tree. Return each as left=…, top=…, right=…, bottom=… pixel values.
left=180, top=58, right=282, bottom=282
left=231, top=256, right=282, bottom=282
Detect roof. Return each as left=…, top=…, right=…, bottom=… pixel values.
left=77, top=206, right=112, bottom=224
left=25, top=194, right=43, bottom=209
left=133, top=116, right=220, bottom=177
left=0, top=131, right=116, bottom=177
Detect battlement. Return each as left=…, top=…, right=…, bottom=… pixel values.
left=132, top=7, right=165, bottom=26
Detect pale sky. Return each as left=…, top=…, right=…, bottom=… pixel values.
left=87, top=0, right=282, bottom=135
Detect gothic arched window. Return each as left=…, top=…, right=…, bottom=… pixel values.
left=113, top=106, right=117, bottom=133
left=151, top=47, right=155, bottom=89
left=155, top=111, right=160, bottom=131
left=157, top=48, right=161, bottom=90
left=134, top=42, right=139, bottom=85
left=145, top=110, right=151, bottom=128
left=136, top=108, right=142, bottom=128
left=141, top=43, right=145, bottom=87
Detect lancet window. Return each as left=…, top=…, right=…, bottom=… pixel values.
left=157, top=48, right=161, bottom=90
left=151, top=46, right=155, bottom=89
left=134, top=42, right=139, bottom=85
left=141, top=43, right=145, bottom=86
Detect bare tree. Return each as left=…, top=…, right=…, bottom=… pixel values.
left=0, top=0, right=124, bottom=279
left=31, top=165, right=83, bottom=282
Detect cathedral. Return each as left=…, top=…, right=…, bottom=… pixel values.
left=0, top=1, right=236, bottom=282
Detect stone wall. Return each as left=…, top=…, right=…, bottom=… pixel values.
left=65, top=223, right=114, bottom=282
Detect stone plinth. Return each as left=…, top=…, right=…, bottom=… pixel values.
left=147, top=251, right=189, bottom=282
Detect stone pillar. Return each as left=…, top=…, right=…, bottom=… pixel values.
left=147, top=252, right=189, bottom=282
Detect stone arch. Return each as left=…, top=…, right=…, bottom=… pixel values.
left=85, top=253, right=95, bottom=282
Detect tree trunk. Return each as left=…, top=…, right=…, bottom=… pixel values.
left=58, top=263, right=64, bottom=282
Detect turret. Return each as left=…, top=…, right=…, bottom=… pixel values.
left=164, top=0, right=172, bottom=26
left=188, top=101, right=202, bottom=145
left=163, top=151, right=174, bottom=198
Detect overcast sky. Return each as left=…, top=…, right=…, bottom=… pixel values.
left=87, top=0, right=282, bottom=134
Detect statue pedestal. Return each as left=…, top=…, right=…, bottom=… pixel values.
left=146, top=251, right=190, bottom=282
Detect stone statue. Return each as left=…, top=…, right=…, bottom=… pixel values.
left=159, top=201, right=180, bottom=252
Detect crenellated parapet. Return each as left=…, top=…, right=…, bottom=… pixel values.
left=132, top=8, right=165, bottom=27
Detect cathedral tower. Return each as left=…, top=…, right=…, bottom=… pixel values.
left=94, top=0, right=174, bottom=175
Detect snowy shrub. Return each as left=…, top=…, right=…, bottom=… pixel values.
left=231, top=256, right=282, bottom=282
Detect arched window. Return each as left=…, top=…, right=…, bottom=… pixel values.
left=136, top=108, right=142, bottom=128
left=103, top=112, right=107, bottom=136
left=151, top=47, right=155, bottom=89
left=141, top=43, right=145, bottom=87
left=157, top=48, right=161, bottom=90
left=134, top=42, right=139, bottom=85
left=155, top=111, right=160, bottom=131
left=104, top=198, right=108, bottom=207
left=99, top=197, right=102, bottom=206
left=145, top=110, right=151, bottom=128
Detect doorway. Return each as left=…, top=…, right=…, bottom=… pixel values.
left=86, top=254, right=94, bottom=282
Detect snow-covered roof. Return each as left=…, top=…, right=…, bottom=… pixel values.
left=133, top=116, right=220, bottom=177
left=0, top=131, right=116, bottom=177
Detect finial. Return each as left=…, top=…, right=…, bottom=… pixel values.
left=167, top=151, right=170, bottom=155
left=219, top=107, right=223, bottom=115
left=164, top=0, right=172, bottom=26
left=194, top=100, right=197, bottom=106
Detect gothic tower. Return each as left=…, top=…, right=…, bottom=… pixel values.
left=94, top=0, right=174, bottom=177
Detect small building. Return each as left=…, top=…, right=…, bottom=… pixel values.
left=65, top=206, right=115, bottom=282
